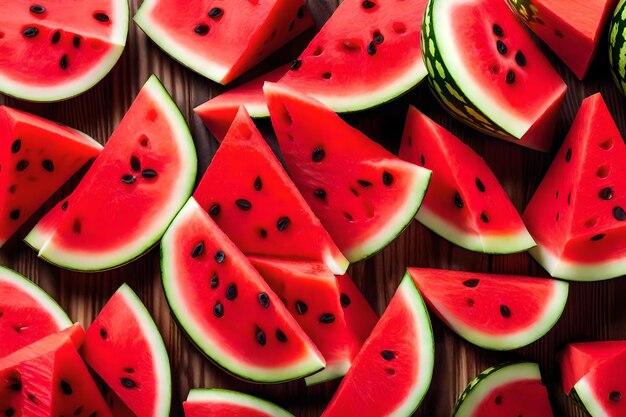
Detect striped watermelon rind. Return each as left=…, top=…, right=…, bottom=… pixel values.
left=609, top=0, right=626, bottom=95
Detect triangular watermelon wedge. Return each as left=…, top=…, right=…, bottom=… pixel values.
left=399, top=107, right=535, bottom=253
left=264, top=82, right=432, bottom=263
left=573, top=349, right=626, bottom=416
left=558, top=341, right=626, bottom=394
left=193, top=106, right=348, bottom=274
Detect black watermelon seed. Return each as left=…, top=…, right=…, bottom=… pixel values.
left=194, top=24, right=209, bottom=35
left=8, top=184, right=15, bottom=194
left=74, top=407, right=83, bottom=416
left=42, top=160, right=54, bottom=172
left=614, top=206, right=626, bottom=221
left=6, top=409, right=15, bottom=417
left=16, top=160, right=29, bottom=171
left=289, top=20, right=295, bottom=31
left=254, top=176, right=262, bottom=191
left=297, top=6, right=304, bottom=19
left=609, top=391, right=622, bottom=402
left=51, top=31, right=61, bottom=44
left=235, top=199, right=252, bottom=210
left=8, top=380, right=21, bottom=391
left=260, top=229, right=268, bottom=238
left=358, top=179, right=373, bottom=187
left=340, top=293, right=351, bottom=307
left=295, top=300, right=308, bottom=315
left=60, top=380, right=72, bottom=395
left=120, top=378, right=136, bottom=389
left=9, top=210, right=20, bottom=220
left=362, top=0, right=376, bottom=8
left=277, top=216, right=290, bottom=231
left=463, top=279, right=479, bottom=288
left=99, top=327, right=107, bottom=339
left=258, top=292, right=270, bottom=308
left=493, top=24, right=504, bottom=37
left=373, top=31, right=384, bottom=44
left=496, top=40, right=507, bottom=55
left=208, top=7, right=223, bottom=18
left=567, top=192, right=571, bottom=205
left=319, top=313, right=335, bottom=324
left=23, top=27, right=39, bottom=37
left=210, top=273, right=219, bottom=289
left=505, top=70, right=515, bottom=84
left=344, top=212, right=354, bottom=222
left=495, top=395, right=503, bottom=405
left=225, top=283, right=237, bottom=300
left=213, top=301, right=224, bottom=318
left=94, top=13, right=110, bottom=22
left=290, top=59, right=302, bottom=70
left=130, top=156, right=141, bottom=172
left=60, top=55, right=68, bottom=70
left=215, top=250, right=226, bottom=264
left=208, top=203, right=221, bottom=216
left=11, top=139, right=21, bottom=153
left=191, top=241, right=204, bottom=258
left=30, top=5, right=45, bottom=14
left=566, top=148, right=572, bottom=162
left=500, top=305, right=512, bottom=318
left=367, top=41, right=377, bottom=55
left=481, top=212, right=489, bottom=223
left=599, top=187, right=614, bottom=200
left=556, top=213, right=560, bottom=222
left=276, top=329, right=287, bottom=342
left=27, top=394, right=37, bottom=404
left=141, top=169, right=157, bottom=178
left=120, top=174, right=135, bottom=184
left=475, top=177, right=486, bottom=192
left=61, top=200, right=68, bottom=211
left=382, top=171, right=394, bottom=186
left=312, top=147, right=325, bottom=162
left=454, top=193, right=464, bottom=208
left=313, top=189, right=327, bottom=200
left=256, top=328, right=267, bottom=346
left=420, top=154, right=425, bottom=165
left=73, top=36, right=81, bottom=48
left=515, top=51, right=527, bottom=66
left=381, top=350, right=396, bottom=360
left=555, top=29, right=563, bottom=38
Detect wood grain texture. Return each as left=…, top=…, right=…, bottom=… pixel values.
left=1, top=0, right=625, bottom=416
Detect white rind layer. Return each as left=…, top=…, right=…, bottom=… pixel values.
left=530, top=244, right=626, bottom=281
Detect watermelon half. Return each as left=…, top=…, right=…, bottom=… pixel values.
left=399, top=107, right=535, bottom=253
left=422, top=0, right=567, bottom=151
left=81, top=284, right=171, bottom=417
left=408, top=268, right=568, bottom=350
left=0, top=106, right=102, bottom=247
left=0, top=0, right=129, bottom=102
left=160, top=198, right=325, bottom=383
left=524, top=93, right=626, bottom=281
left=134, top=0, right=313, bottom=85
left=264, top=82, right=432, bottom=263
left=193, top=106, right=348, bottom=274
left=0, top=266, right=72, bottom=359
left=453, top=362, right=554, bottom=416
left=321, top=273, right=434, bottom=417
left=184, top=389, right=294, bottom=417
left=25, top=75, right=197, bottom=272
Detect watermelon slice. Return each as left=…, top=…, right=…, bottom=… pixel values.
left=321, top=273, right=434, bottom=417
left=160, top=198, right=325, bottom=383
left=0, top=0, right=129, bottom=102
left=134, top=0, right=313, bottom=85
left=610, top=1, right=626, bottom=95
left=193, top=106, right=348, bottom=274
left=422, top=0, right=567, bottom=151
left=250, top=258, right=377, bottom=385
left=0, top=324, right=113, bottom=417
left=408, top=268, right=568, bottom=351
left=509, top=0, right=617, bottom=79
left=399, top=107, right=535, bottom=253
left=25, top=75, right=197, bottom=272
left=81, top=284, right=171, bottom=417
left=184, top=389, right=294, bottom=417
left=453, top=362, right=554, bottom=416
left=0, top=106, right=102, bottom=247
left=264, top=83, right=432, bottom=263
left=0, top=266, right=72, bottom=359
left=523, top=93, right=626, bottom=281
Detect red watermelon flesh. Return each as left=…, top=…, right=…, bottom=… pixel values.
left=523, top=93, right=626, bottom=281
left=0, top=106, right=102, bottom=247
left=160, top=198, right=325, bottom=383
left=508, top=0, right=618, bottom=79
left=194, top=65, right=288, bottom=142
left=399, top=107, right=535, bottom=254
left=321, top=273, right=434, bottom=417
left=193, top=106, right=348, bottom=274
left=335, top=273, right=379, bottom=355
left=264, top=82, right=432, bottom=263
left=558, top=341, right=626, bottom=394
left=573, top=349, right=626, bottom=416
left=184, top=389, right=294, bottom=417
left=134, top=0, right=313, bottom=85
left=81, top=284, right=171, bottom=417
left=24, top=75, right=197, bottom=272
left=249, top=258, right=377, bottom=385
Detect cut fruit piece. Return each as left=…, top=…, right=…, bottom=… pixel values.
left=573, top=350, right=626, bottom=417
left=184, top=389, right=294, bottom=417
left=0, top=106, right=102, bottom=246
left=0, top=324, right=113, bottom=417
left=558, top=341, right=626, bottom=394
left=399, top=107, right=535, bottom=253
left=160, top=198, right=325, bottom=383
left=193, top=106, right=348, bottom=274
left=509, top=0, right=618, bottom=79
left=134, top=0, right=313, bottom=84
left=25, top=75, right=197, bottom=272
left=0, top=266, right=72, bottom=359
left=81, top=284, right=171, bottom=417
left=0, top=0, right=129, bottom=102
left=523, top=93, right=626, bottom=281
left=453, top=362, right=554, bottom=416
left=408, top=268, right=568, bottom=350
left=264, top=83, right=432, bottom=263
left=249, top=258, right=377, bottom=385
left=610, top=0, right=626, bottom=95
left=321, top=273, right=434, bottom=417
left=422, top=0, right=566, bottom=151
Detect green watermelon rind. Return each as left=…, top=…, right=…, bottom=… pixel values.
left=609, top=0, right=626, bottom=96
left=186, top=389, right=294, bottom=417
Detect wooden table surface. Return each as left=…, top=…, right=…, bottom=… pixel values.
left=2, top=1, right=625, bottom=416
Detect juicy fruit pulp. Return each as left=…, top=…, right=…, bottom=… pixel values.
left=160, top=198, right=325, bottom=383
left=422, top=0, right=566, bottom=151
left=0, top=0, right=129, bottom=101
left=321, top=273, right=434, bottom=417
left=134, top=0, right=313, bottom=84
left=609, top=0, right=626, bottom=94
left=193, top=106, right=348, bottom=274
left=0, top=106, right=102, bottom=247
left=559, top=341, right=626, bottom=394
left=524, top=94, right=626, bottom=281
left=184, top=389, right=294, bottom=417
left=399, top=107, right=535, bottom=253
left=264, top=82, right=432, bottom=263
left=573, top=350, right=626, bottom=417
left=25, top=75, right=197, bottom=272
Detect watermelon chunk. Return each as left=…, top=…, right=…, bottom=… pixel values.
left=399, top=107, right=535, bottom=253
left=0, top=0, right=129, bottom=102
left=193, top=106, right=348, bottom=274
left=0, top=266, right=72, bottom=359
left=573, top=350, right=626, bottom=417
left=524, top=93, right=626, bottom=281
left=264, top=83, right=432, bottom=263
left=558, top=341, right=626, bottom=394
left=25, top=75, right=197, bottom=272
left=184, top=389, right=294, bottom=417
left=160, top=198, right=325, bottom=383
left=453, top=362, right=554, bottom=416
left=0, top=107, right=102, bottom=247
left=408, top=268, right=568, bottom=351
left=422, top=0, right=567, bottom=151
left=81, top=284, right=171, bottom=417
left=321, top=273, right=434, bottom=417
left=134, top=0, right=313, bottom=85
